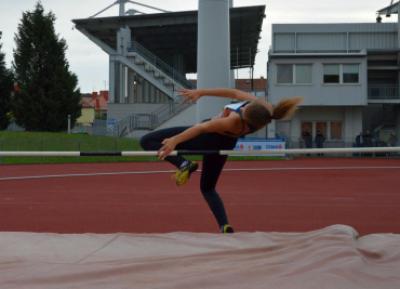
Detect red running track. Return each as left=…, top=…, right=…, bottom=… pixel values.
left=0, top=158, right=399, bottom=235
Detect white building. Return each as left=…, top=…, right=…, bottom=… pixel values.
left=267, top=20, right=400, bottom=148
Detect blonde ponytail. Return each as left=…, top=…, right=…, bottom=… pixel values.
left=271, top=97, right=303, bottom=120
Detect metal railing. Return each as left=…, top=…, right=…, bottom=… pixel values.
left=114, top=100, right=194, bottom=136
left=112, top=41, right=196, bottom=136
left=115, top=113, right=157, bottom=136
left=149, top=98, right=193, bottom=129
left=129, top=41, right=195, bottom=89
left=368, top=85, right=400, bottom=100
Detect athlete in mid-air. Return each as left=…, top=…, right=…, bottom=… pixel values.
left=140, top=88, right=302, bottom=233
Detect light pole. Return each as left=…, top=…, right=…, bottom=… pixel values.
left=197, top=0, right=231, bottom=122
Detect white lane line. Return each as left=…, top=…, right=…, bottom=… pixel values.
left=0, top=166, right=400, bottom=182
left=0, top=170, right=175, bottom=181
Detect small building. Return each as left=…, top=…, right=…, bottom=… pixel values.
left=76, top=93, right=95, bottom=126
left=267, top=22, right=400, bottom=148
left=76, top=91, right=109, bottom=126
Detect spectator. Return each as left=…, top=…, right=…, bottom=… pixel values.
left=315, top=130, right=325, bottom=156
left=302, top=130, right=312, bottom=156
left=363, top=130, right=373, bottom=147
left=302, top=130, right=312, bottom=149
left=355, top=132, right=363, bottom=147
left=388, top=132, right=398, bottom=147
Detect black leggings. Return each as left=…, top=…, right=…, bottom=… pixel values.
left=140, top=127, right=238, bottom=228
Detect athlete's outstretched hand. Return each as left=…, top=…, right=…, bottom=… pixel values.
left=178, top=89, right=202, bottom=103
left=158, top=137, right=177, bottom=160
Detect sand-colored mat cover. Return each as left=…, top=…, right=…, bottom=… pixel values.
left=1, top=225, right=399, bottom=289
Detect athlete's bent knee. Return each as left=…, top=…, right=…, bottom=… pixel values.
left=140, top=134, right=152, bottom=150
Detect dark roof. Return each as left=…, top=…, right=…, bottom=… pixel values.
left=72, top=6, right=265, bottom=73
left=235, top=78, right=267, bottom=91
left=189, top=78, right=267, bottom=92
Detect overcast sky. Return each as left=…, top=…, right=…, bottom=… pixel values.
left=0, top=0, right=395, bottom=92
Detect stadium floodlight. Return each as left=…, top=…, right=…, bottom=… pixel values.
left=377, top=0, right=399, bottom=18
left=377, top=1, right=400, bottom=47
left=90, top=0, right=170, bottom=18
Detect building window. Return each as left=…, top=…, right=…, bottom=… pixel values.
left=330, top=121, right=342, bottom=140
left=295, top=64, right=312, bottom=84
left=323, top=64, right=340, bottom=83
left=343, top=64, right=359, bottom=83
left=277, top=64, right=293, bottom=84
left=277, top=64, right=312, bottom=84
left=323, top=64, right=360, bottom=84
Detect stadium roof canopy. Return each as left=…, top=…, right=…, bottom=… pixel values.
left=72, top=5, right=266, bottom=73
left=377, top=1, right=400, bottom=16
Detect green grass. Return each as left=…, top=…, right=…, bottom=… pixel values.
left=0, top=131, right=152, bottom=164
left=0, top=131, right=284, bottom=164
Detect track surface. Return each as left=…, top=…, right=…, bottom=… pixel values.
left=1, top=158, right=399, bottom=235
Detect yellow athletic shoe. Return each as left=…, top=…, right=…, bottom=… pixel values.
left=174, top=161, right=198, bottom=186
left=221, top=224, right=234, bottom=234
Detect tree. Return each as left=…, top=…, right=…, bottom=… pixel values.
left=0, top=32, right=14, bottom=130
left=12, top=2, right=81, bottom=131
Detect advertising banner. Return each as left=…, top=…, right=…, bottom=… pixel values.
left=234, top=138, right=286, bottom=156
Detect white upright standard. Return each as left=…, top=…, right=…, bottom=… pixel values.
left=196, top=0, right=231, bottom=122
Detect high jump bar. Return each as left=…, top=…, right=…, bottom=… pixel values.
left=0, top=146, right=399, bottom=157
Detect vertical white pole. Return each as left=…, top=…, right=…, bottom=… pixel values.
left=124, top=66, right=128, bottom=100
left=67, top=114, right=71, bottom=134
left=120, top=64, right=125, bottom=103
left=109, top=55, right=115, bottom=103
left=197, top=0, right=231, bottom=122
left=119, top=0, right=125, bottom=16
